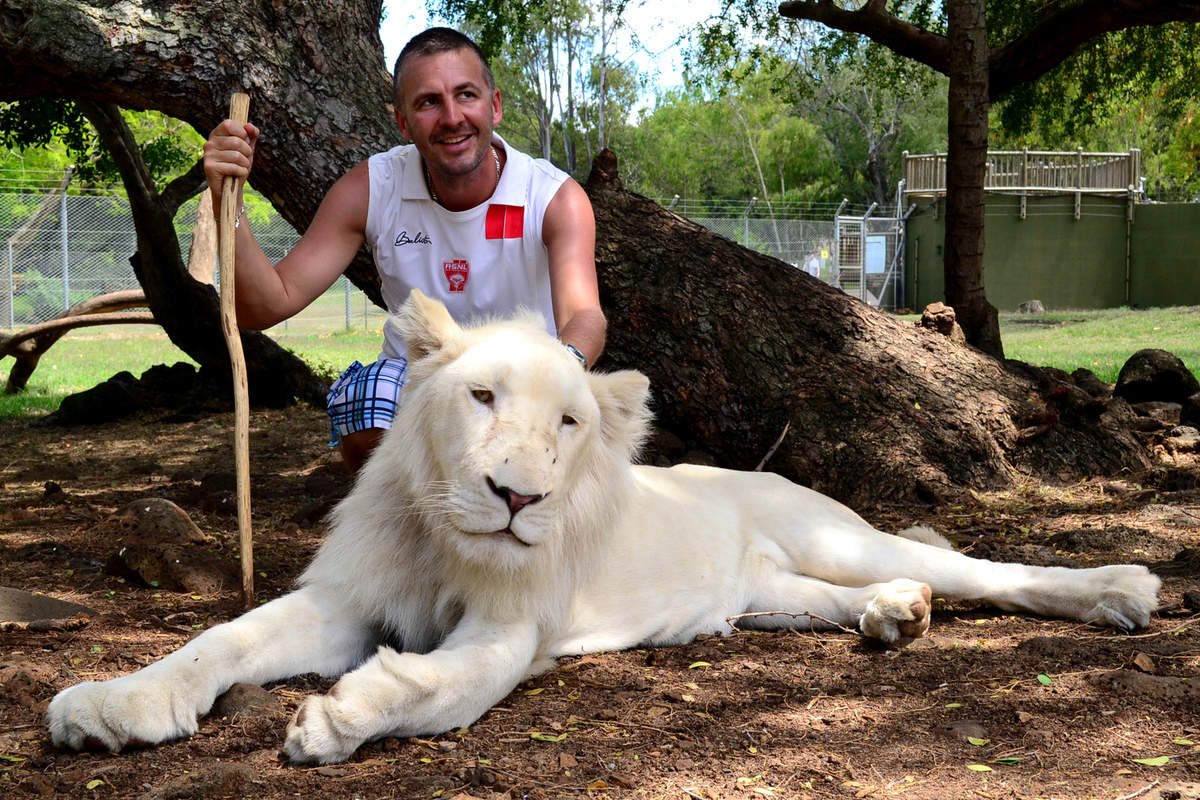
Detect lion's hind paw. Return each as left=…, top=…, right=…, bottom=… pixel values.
left=1082, top=565, right=1160, bottom=631
left=859, top=579, right=933, bottom=643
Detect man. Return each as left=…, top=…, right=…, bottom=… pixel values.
left=203, top=28, right=605, bottom=473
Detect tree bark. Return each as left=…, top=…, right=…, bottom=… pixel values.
left=0, top=0, right=1155, bottom=505
left=943, top=0, right=1002, bottom=357
left=585, top=151, right=1148, bottom=505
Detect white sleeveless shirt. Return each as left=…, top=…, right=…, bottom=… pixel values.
left=364, top=134, right=568, bottom=361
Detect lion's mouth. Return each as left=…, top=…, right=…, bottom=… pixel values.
left=481, top=527, right=533, bottom=548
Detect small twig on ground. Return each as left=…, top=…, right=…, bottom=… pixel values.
left=754, top=421, right=791, bottom=471
left=1113, top=781, right=1159, bottom=800
left=1075, top=620, right=1195, bottom=640
left=726, top=609, right=859, bottom=636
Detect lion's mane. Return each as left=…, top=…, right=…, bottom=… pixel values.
left=299, top=301, right=652, bottom=653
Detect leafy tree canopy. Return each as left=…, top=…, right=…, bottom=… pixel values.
left=0, top=99, right=200, bottom=189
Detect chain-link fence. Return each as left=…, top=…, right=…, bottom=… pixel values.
left=659, top=198, right=842, bottom=281
left=0, top=178, right=369, bottom=332
left=2, top=189, right=142, bottom=327
left=3, top=175, right=892, bottom=333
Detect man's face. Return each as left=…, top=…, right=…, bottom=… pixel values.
left=395, top=48, right=503, bottom=180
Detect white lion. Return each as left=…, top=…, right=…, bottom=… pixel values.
left=47, top=290, right=1160, bottom=764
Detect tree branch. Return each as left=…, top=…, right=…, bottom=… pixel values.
left=160, top=158, right=208, bottom=217
left=2, top=312, right=157, bottom=353
left=75, top=100, right=161, bottom=222
left=777, top=0, right=950, bottom=75
left=988, top=0, right=1200, bottom=98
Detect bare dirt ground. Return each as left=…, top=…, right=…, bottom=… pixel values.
left=1, top=407, right=1198, bottom=800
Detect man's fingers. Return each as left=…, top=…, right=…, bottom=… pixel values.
left=205, top=120, right=258, bottom=156
left=206, top=133, right=253, bottom=157
left=203, top=120, right=258, bottom=203
left=212, top=118, right=256, bottom=139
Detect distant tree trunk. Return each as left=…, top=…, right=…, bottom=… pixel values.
left=944, top=0, right=1003, bottom=358
left=1, top=0, right=1154, bottom=506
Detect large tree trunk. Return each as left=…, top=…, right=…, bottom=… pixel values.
left=585, top=151, right=1148, bottom=505
left=944, top=0, right=1003, bottom=358
left=0, top=0, right=1154, bottom=506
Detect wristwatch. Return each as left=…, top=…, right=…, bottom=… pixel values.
left=563, top=343, right=588, bottom=370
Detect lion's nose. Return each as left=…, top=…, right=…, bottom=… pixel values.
left=487, top=477, right=545, bottom=514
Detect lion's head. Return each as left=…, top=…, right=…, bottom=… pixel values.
left=358, top=291, right=651, bottom=586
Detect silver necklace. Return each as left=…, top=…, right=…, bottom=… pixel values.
left=426, top=145, right=501, bottom=205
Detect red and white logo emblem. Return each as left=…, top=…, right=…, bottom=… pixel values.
left=443, top=259, right=469, bottom=292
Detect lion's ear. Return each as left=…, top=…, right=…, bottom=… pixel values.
left=395, top=289, right=463, bottom=362
left=589, top=370, right=652, bottom=458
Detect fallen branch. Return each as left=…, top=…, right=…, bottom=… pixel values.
left=1114, top=781, right=1159, bottom=800
left=2, top=311, right=156, bottom=351
left=1, top=289, right=154, bottom=394
left=725, top=609, right=859, bottom=636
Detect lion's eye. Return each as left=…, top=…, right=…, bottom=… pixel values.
left=471, top=388, right=494, bottom=405
left=561, top=414, right=578, bottom=426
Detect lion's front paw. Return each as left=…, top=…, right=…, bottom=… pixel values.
left=859, top=579, right=932, bottom=643
left=283, top=694, right=363, bottom=765
left=47, top=675, right=197, bottom=752
left=1082, top=565, right=1160, bottom=631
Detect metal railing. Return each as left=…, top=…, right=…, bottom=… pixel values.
left=903, top=148, right=1142, bottom=196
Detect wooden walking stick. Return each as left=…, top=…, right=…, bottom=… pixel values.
left=217, top=92, right=254, bottom=610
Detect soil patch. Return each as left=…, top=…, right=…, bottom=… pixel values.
left=1, top=408, right=1198, bottom=799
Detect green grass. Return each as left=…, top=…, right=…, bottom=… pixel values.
left=0, top=325, right=386, bottom=421
left=4, top=306, right=1198, bottom=419
left=0, top=330, right=193, bottom=418
left=999, top=306, right=1200, bottom=383
left=0, top=285, right=389, bottom=418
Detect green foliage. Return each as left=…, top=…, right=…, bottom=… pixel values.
left=622, top=87, right=752, bottom=199
left=0, top=100, right=202, bottom=190
left=994, top=22, right=1199, bottom=139
left=988, top=19, right=1200, bottom=201
left=0, top=98, right=93, bottom=162
left=624, top=84, right=825, bottom=203
left=428, top=0, right=547, bottom=59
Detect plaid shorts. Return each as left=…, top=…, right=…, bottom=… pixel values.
left=325, top=357, right=408, bottom=446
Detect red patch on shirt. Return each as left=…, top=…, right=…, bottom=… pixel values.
left=485, top=204, right=525, bottom=239
left=443, top=259, right=469, bottom=292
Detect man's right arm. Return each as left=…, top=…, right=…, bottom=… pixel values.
left=203, top=120, right=369, bottom=330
